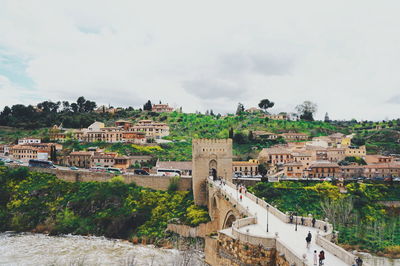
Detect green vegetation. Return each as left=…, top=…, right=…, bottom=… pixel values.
left=250, top=181, right=400, bottom=255
left=0, top=166, right=209, bottom=239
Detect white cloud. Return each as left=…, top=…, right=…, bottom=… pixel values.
left=0, top=0, right=400, bottom=120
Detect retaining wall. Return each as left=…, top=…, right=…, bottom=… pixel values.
left=17, top=166, right=192, bottom=191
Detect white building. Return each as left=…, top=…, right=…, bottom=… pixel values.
left=18, top=138, right=41, bottom=145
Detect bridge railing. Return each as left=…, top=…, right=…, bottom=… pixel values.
left=231, top=217, right=276, bottom=249
left=218, top=177, right=363, bottom=265
left=211, top=178, right=312, bottom=265
left=316, top=234, right=357, bottom=265
left=223, top=177, right=333, bottom=235
left=276, top=239, right=308, bottom=266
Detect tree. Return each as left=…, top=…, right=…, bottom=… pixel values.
left=248, top=131, right=254, bottom=142
left=143, top=100, right=152, bottom=111
left=76, top=96, right=86, bottom=112
left=351, top=136, right=365, bottom=146
left=236, top=103, right=245, bottom=115
left=295, top=101, right=317, bottom=121
left=258, top=163, right=268, bottom=177
left=324, top=112, right=330, bottom=122
left=258, top=99, right=275, bottom=113
left=228, top=128, right=234, bottom=139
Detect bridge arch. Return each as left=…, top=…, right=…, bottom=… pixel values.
left=223, top=210, right=236, bottom=229
left=209, top=159, right=217, bottom=180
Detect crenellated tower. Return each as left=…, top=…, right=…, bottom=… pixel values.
left=192, top=138, right=232, bottom=205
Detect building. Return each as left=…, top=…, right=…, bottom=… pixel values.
left=0, top=145, right=10, bottom=156
left=265, top=113, right=288, bottom=120
left=130, top=120, right=169, bottom=139
left=292, top=152, right=313, bottom=168
left=115, top=120, right=133, bottom=130
left=91, top=152, right=118, bottom=168
left=280, top=132, right=309, bottom=142
left=363, top=163, right=400, bottom=178
left=258, top=147, right=293, bottom=165
left=232, top=160, right=259, bottom=176
left=283, top=162, right=304, bottom=178
left=18, top=138, right=41, bottom=145
left=151, top=103, right=174, bottom=113
left=68, top=151, right=95, bottom=168
left=365, top=155, right=394, bottom=164
left=245, top=107, right=262, bottom=113
left=327, top=148, right=346, bottom=162
left=308, top=161, right=340, bottom=178
left=345, top=145, right=366, bottom=158
left=340, top=165, right=365, bottom=178
left=10, top=143, right=60, bottom=161
left=252, top=131, right=279, bottom=140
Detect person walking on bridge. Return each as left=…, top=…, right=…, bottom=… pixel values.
left=313, top=250, right=318, bottom=265
left=306, top=231, right=312, bottom=248
left=312, top=217, right=316, bottom=227
left=319, top=250, right=325, bottom=265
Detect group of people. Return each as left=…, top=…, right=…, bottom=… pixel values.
left=288, top=213, right=317, bottom=228
left=307, top=232, right=325, bottom=266
left=313, top=250, right=325, bottom=265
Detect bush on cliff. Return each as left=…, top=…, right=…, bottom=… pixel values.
left=0, top=166, right=210, bottom=240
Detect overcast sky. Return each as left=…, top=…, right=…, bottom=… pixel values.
left=1, top=0, right=400, bottom=121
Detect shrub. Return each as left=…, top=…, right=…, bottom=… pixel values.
left=168, top=176, right=180, bottom=192
left=110, top=175, right=125, bottom=183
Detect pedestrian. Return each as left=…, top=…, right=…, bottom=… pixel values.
left=240, top=194, right=242, bottom=201
left=324, top=224, right=327, bottom=233
left=306, top=235, right=311, bottom=248
left=355, top=257, right=363, bottom=266
left=312, top=217, right=316, bottom=227
left=289, top=214, right=294, bottom=223
left=319, top=250, right=325, bottom=265
left=301, top=217, right=305, bottom=225
left=313, top=250, right=318, bottom=265
left=306, top=231, right=312, bottom=248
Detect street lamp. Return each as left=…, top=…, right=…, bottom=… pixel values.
left=295, top=211, right=298, bottom=231
left=267, top=204, right=270, bottom=233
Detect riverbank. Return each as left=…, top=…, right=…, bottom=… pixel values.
left=0, top=232, right=206, bottom=266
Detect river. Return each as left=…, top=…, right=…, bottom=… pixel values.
left=0, top=232, right=206, bottom=266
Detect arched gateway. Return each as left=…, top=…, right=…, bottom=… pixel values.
left=192, top=139, right=233, bottom=206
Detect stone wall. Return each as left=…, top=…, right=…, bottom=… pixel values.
left=214, top=232, right=276, bottom=266
left=23, top=166, right=192, bottom=191
left=166, top=220, right=218, bottom=238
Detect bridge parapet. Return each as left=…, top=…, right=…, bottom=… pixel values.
left=276, top=239, right=308, bottom=266
left=231, top=217, right=276, bottom=249
left=316, top=234, right=357, bottom=265
left=211, top=177, right=365, bottom=265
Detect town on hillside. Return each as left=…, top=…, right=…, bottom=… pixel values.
left=1, top=98, right=400, bottom=183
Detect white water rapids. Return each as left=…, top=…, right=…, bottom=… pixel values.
left=0, top=232, right=206, bottom=266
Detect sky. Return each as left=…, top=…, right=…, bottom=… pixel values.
left=0, top=0, right=400, bottom=121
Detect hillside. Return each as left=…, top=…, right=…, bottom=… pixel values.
left=1, top=110, right=400, bottom=162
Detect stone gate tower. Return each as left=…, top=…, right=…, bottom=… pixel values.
left=192, top=139, right=232, bottom=206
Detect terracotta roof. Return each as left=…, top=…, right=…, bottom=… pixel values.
left=310, top=161, right=340, bottom=168
left=284, top=162, right=303, bottom=166
left=260, top=147, right=291, bottom=155
left=281, top=132, right=308, bottom=136
left=328, top=133, right=345, bottom=138
left=70, top=151, right=94, bottom=156
left=233, top=161, right=258, bottom=166
left=364, top=163, right=400, bottom=169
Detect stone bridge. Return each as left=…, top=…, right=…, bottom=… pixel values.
left=187, top=139, right=366, bottom=266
